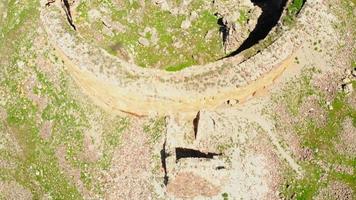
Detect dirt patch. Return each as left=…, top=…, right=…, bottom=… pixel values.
left=298, top=147, right=314, bottom=161
left=315, top=181, right=354, bottom=200
left=312, top=70, right=343, bottom=102
left=39, top=121, right=52, bottom=140
left=33, top=27, right=64, bottom=90
left=81, top=131, right=102, bottom=163
left=55, top=145, right=95, bottom=199
left=334, top=164, right=354, bottom=175
left=0, top=107, right=6, bottom=121
left=0, top=181, right=32, bottom=200
left=166, top=171, right=220, bottom=199
left=336, top=117, right=356, bottom=158
left=101, top=118, right=154, bottom=199
left=347, top=91, right=356, bottom=109
left=24, top=75, right=49, bottom=112
left=80, top=113, right=105, bottom=163
left=298, top=95, right=327, bottom=127
left=244, top=124, right=283, bottom=200
left=273, top=103, right=303, bottom=159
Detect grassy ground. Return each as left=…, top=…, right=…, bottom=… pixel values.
left=275, top=68, right=355, bottom=199
left=283, top=0, right=306, bottom=26
left=0, top=1, right=130, bottom=198
left=272, top=3, right=356, bottom=197
left=75, top=0, right=226, bottom=70
left=274, top=0, right=356, bottom=187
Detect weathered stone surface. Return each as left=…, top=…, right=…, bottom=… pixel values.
left=166, top=172, right=220, bottom=198
left=138, top=37, right=150, bottom=46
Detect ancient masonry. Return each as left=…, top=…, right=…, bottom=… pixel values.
left=39, top=0, right=316, bottom=116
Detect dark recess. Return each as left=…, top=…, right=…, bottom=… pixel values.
left=216, top=166, right=225, bottom=170
left=224, top=0, right=288, bottom=57
left=46, top=0, right=76, bottom=30
left=63, top=0, right=77, bottom=30
left=193, top=111, right=200, bottom=139
left=175, top=148, right=221, bottom=162
left=217, top=17, right=229, bottom=50
left=160, top=141, right=169, bottom=185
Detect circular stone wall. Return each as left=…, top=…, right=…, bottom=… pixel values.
left=40, top=0, right=307, bottom=115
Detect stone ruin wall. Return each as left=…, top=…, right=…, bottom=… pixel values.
left=40, top=0, right=310, bottom=115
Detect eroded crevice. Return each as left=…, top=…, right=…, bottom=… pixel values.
left=193, top=111, right=200, bottom=139
left=175, top=148, right=221, bottom=162
left=161, top=141, right=169, bottom=185
left=62, top=0, right=76, bottom=30
left=226, top=0, right=288, bottom=57
left=46, top=0, right=76, bottom=30
left=217, top=17, right=229, bottom=51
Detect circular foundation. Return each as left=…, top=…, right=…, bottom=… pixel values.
left=40, top=0, right=306, bottom=115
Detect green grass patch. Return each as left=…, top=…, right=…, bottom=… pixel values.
left=143, top=117, right=166, bottom=144
left=277, top=67, right=356, bottom=199
left=283, top=0, right=306, bottom=26
left=0, top=0, right=130, bottom=198
left=165, top=61, right=195, bottom=71
left=75, top=0, right=224, bottom=70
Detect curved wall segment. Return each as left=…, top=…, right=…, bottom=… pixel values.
left=40, top=0, right=307, bottom=115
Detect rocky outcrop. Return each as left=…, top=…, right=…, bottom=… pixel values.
left=341, top=68, right=356, bottom=95
left=162, top=115, right=226, bottom=198
left=214, top=0, right=262, bottom=53
left=158, top=107, right=288, bottom=199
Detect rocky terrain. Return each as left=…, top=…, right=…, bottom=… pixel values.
left=0, top=0, right=355, bottom=199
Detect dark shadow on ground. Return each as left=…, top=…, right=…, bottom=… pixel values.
left=225, top=0, right=288, bottom=57
left=175, top=148, right=221, bottom=162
